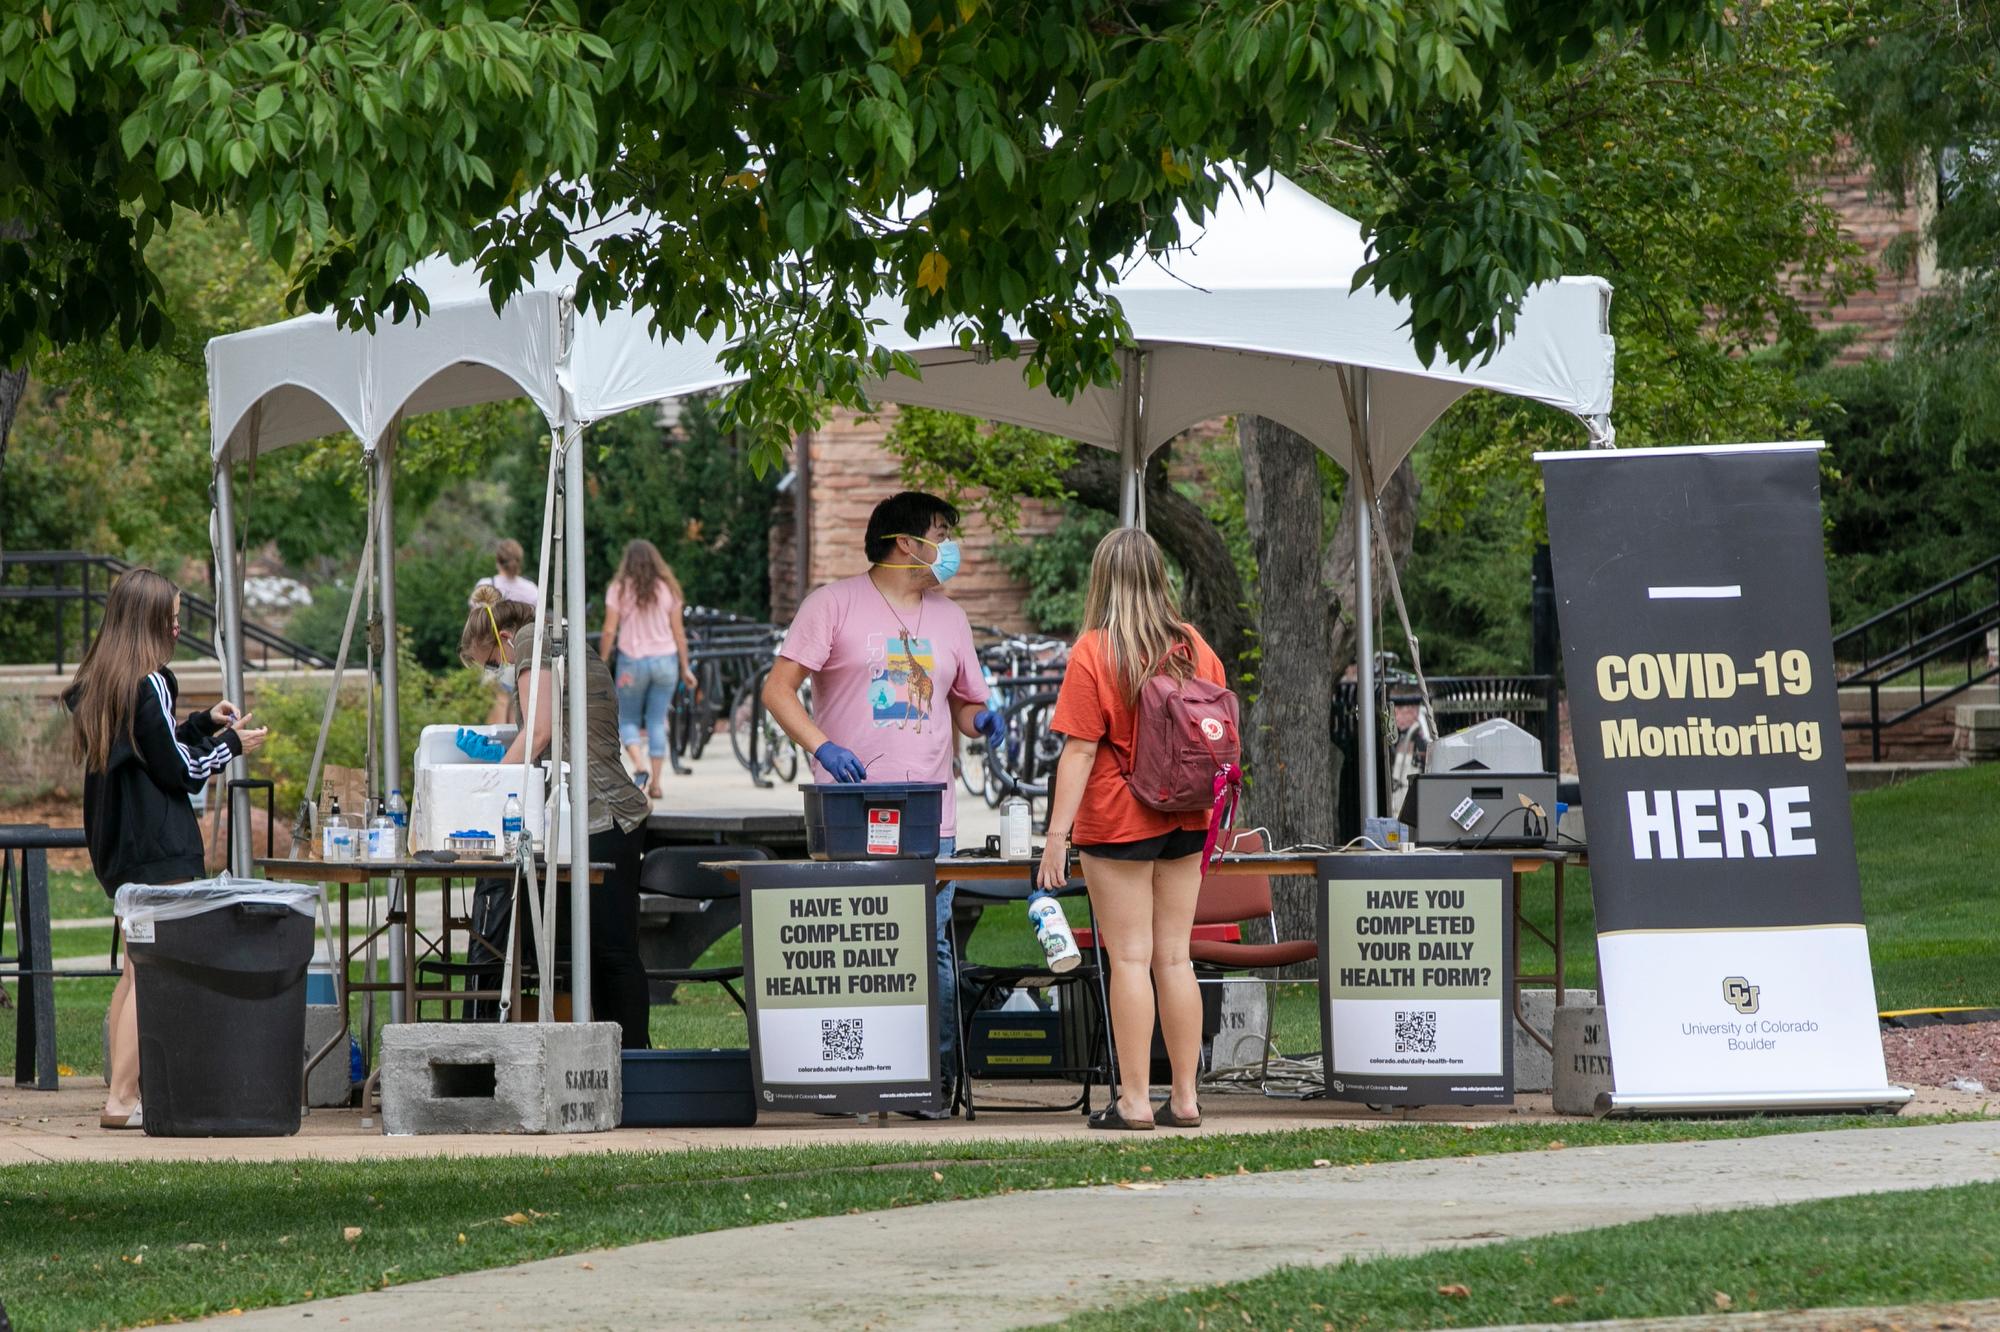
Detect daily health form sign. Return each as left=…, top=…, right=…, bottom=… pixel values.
left=1539, top=442, right=1906, bottom=1115
left=740, top=858, right=940, bottom=1116
left=1317, top=854, right=1514, bottom=1106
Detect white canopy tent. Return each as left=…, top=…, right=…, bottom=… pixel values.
left=205, top=171, right=1615, bottom=1016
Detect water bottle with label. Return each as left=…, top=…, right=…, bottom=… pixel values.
left=502, top=793, right=524, bottom=858
left=386, top=788, right=408, bottom=857
left=1026, top=889, right=1082, bottom=973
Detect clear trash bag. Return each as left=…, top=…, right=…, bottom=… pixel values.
left=113, top=876, right=321, bottom=941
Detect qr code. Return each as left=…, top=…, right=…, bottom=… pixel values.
left=821, top=1017, right=864, bottom=1062
left=1394, top=1009, right=1439, bottom=1054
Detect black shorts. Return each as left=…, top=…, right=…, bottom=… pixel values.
left=1074, top=827, right=1208, bottom=862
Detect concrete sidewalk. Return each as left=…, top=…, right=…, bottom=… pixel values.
left=203, top=1119, right=2000, bottom=1331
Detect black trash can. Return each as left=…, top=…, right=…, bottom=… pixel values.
left=118, top=881, right=318, bottom=1137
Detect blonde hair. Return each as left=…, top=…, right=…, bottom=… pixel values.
left=1078, top=528, right=1195, bottom=704
left=68, top=568, right=181, bottom=771
left=459, top=583, right=538, bottom=669
left=614, top=538, right=684, bottom=612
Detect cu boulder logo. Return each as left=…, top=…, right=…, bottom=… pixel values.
left=1722, top=976, right=1761, bottom=1015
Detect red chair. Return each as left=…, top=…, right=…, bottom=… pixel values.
left=1187, top=830, right=1318, bottom=1082
left=1189, top=830, right=1319, bottom=971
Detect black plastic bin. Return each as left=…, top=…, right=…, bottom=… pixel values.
left=801, top=782, right=945, bottom=860
left=622, top=1049, right=756, bottom=1126
left=120, top=883, right=317, bottom=1137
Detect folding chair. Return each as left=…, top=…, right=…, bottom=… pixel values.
left=638, top=845, right=769, bottom=1012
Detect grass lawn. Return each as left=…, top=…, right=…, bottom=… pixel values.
left=1043, top=1179, right=2000, bottom=1331
left=0, top=1117, right=1950, bottom=1330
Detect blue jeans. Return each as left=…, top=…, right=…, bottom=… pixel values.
left=614, top=651, right=680, bottom=758
left=936, top=835, right=958, bottom=1077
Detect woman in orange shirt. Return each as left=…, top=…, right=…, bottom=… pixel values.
left=1037, top=529, right=1226, bottom=1131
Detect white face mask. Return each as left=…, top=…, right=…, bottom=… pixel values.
left=484, top=634, right=519, bottom=693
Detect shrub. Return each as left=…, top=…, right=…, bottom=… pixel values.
left=253, top=640, right=491, bottom=818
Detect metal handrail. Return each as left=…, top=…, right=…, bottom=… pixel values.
left=1833, top=553, right=2000, bottom=658
left=0, top=550, right=334, bottom=672
left=1827, top=554, right=2000, bottom=761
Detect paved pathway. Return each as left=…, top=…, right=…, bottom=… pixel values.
left=205, top=1120, right=2000, bottom=1331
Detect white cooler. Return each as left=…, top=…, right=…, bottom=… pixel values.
left=409, top=724, right=575, bottom=859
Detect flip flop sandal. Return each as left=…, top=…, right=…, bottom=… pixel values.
left=1088, top=1103, right=1155, bottom=1131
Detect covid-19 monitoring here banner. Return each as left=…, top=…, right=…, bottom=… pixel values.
left=1538, top=443, right=1906, bottom=1114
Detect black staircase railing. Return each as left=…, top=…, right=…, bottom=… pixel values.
left=0, top=551, right=333, bottom=674
left=1833, top=554, right=2000, bottom=762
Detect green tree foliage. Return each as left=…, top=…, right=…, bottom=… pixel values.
left=1826, top=0, right=2000, bottom=519
left=1394, top=0, right=1865, bottom=541
left=1812, top=356, right=2000, bottom=628
left=253, top=636, right=491, bottom=814
left=501, top=395, right=777, bottom=619
left=5, top=0, right=1731, bottom=472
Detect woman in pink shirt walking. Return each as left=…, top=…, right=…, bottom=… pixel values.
left=600, top=539, right=697, bottom=798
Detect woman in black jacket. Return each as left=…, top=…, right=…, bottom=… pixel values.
left=64, top=568, right=267, bottom=1129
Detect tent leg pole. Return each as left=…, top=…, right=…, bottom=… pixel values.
left=374, top=434, right=405, bottom=1022
left=564, top=425, right=593, bottom=1023
left=1354, top=368, right=1379, bottom=824
left=1355, top=495, right=1378, bottom=823
left=213, top=462, right=253, bottom=876
left=376, top=432, right=402, bottom=806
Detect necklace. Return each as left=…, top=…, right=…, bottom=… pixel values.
left=871, top=576, right=931, bottom=734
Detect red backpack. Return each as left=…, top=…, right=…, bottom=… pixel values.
left=1117, top=645, right=1245, bottom=870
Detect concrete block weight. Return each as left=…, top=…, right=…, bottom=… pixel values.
left=380, top=1022, right=622, bottom=1135
left=1553, top=1005, right=1614, bottom=1116
left=1512, top=988, right=1598, bottom=1092
left=303, top=1005, right=352, bottom=1108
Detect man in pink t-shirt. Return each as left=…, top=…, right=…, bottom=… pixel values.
left=763, top=492, right=1006, bottom=1113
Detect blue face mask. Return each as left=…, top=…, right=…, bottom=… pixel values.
left=884, top=534, right=961, bottom=585
left=930, top=538, right=961, bottom=584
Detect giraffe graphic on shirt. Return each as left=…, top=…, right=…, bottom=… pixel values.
left=868, top=634, right=934, bottom=732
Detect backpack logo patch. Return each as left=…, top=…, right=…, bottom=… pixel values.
left=1199, top=716, right=1226, bottom=742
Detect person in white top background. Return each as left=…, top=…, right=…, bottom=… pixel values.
left=472, top=539, right=540, bottom=724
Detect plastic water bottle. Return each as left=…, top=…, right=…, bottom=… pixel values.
left=1027, top=889, right=1081, bottom=973
left=367, top=800, right=398, bottom=862
left=502, top=793, right=524, bottom=858
left=386, top=788, right=408, bottom=856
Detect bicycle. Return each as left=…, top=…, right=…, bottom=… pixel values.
left=983, top=687, right=1066, bottom=826
left=963, top=630, right=1070, bottom=808
left=730, top=656, right=807, bottom=788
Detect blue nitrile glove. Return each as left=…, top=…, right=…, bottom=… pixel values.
left=814, top=742, right=869, bottom=783
left=455, top=727, right=504, bottom=763
left=973, top=706, right=1007, bottom=748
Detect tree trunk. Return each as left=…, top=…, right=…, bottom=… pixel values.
left=1237, top=416, right=1336, bottom=954
left=1059, top=445, right=1252, bottom=680
left=1322, top=458, right=1422, bottom=679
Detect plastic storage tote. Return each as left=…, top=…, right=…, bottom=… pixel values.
left=116, top=877, right=320, bottom=1137
left=620, top=1049, right=756, bottom=1127
left=800, top=782, right=945, bottom=860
